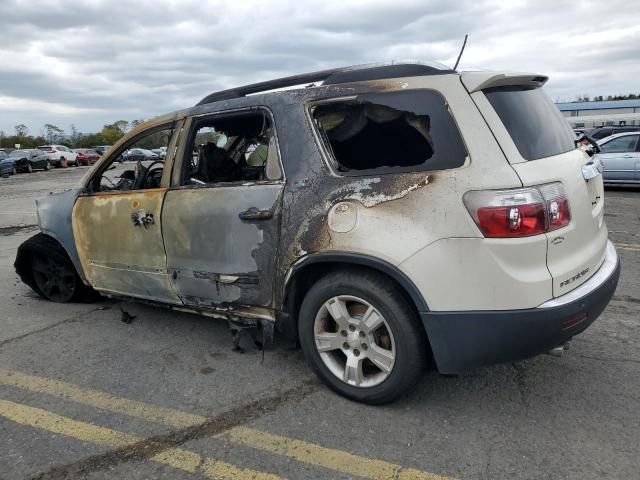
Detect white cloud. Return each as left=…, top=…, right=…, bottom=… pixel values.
left=0, top=0, right=638, bottom=134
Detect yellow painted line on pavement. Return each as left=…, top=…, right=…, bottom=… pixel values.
left=0, top=369, right=453, bottom=480
left=222, top=426, right=453, bottom=480
left=615, top=242, right=640, bottom=252
left=0, top=399, right=279, bottom=480
left=0, top=369, right=206, bottom=428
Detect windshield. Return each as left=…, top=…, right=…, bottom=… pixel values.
left=485, top=86, right=576, bottom=161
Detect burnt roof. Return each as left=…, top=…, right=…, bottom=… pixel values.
left=196, top=62, right=454, bottom=106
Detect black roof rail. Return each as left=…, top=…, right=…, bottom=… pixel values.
left=196, top=62, right=454, bottom=106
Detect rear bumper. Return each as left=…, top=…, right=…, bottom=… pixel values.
left=421, top=241, right=620, bottom=374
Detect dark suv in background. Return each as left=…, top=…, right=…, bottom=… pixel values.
left=585, top=126, right=640, bottom=140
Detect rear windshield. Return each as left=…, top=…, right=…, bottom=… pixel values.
left=485, top=86, right=575, bottom=161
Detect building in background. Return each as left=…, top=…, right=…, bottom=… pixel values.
left=557, top=99, right=640, bottom=128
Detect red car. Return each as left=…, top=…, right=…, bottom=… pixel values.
left=72, top=149, right=101, bottom=166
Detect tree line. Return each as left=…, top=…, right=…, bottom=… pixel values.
left=0, top=120, right=144, bottom=150
left=573, top=93, right=640, bottom=103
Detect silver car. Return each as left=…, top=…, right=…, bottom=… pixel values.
left=596, top=132, right=640, bottom=184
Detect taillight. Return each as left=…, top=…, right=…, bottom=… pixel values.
left=464, top=182, right=571, bottom=238
left=538, top=183, right=571, bottom=231
left=48, top=149, right=56, bottom=153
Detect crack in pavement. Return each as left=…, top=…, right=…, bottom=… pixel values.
left=612, top=295, right=640, bottom=305
left=0, top=305, right=107, bottom=349
left=31, top=379, right=320, bottom=480
left=574, top=353, right=640, bottom=365
left=0, top=225, right=38, bottom=236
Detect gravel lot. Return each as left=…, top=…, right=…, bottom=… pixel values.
left=0, top=167, right=639, bottom=480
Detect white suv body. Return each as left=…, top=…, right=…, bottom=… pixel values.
left=37, top=144, right=78, bottom=167
left=15, top=63, right=620, bottom=403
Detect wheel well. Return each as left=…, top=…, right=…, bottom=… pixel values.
left=280, top=257, right=433, bottom=362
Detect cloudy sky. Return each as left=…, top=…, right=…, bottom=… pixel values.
left=0, top=0, right=638, bottom=136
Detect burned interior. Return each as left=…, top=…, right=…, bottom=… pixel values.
left=183, top=111, right=281, bottom=185
left=312, top=90, right=468, bottom=175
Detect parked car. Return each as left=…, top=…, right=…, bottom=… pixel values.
left=584, top=126, right=640, bottom=140
left=91, top=145, right=111, bottom=156
left=122, top=148, right=159, bottom=162
left=0, top=150, right=15, bottom=175
left=14, top=62, right=620, bottom=404
left=3, top=149, right=51, bottom=173
left=73, top=149, right=101, bottom=166
left=151, top=147, right=167, bottom=160
left=595, top=132, right=640, bottom=184
left=37, top=145, right=78, bottom=167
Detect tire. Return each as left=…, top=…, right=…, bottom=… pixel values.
left=298, top=269, right=427, bottom=404
left=14, top=233, right=99, bottom=303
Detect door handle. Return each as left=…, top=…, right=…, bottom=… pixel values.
left=131, top=209, right=155, bottom=228
left=239, top=207, right=273, bottom=220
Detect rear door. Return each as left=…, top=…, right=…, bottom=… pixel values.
left=162, top=109, right=285, bottom=314
left=466, top=77, right=608, bottom=298
left=596, top=134, right=640, bottom=183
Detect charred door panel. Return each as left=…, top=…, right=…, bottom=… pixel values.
left=162, top=184, right=283, bottom=308
left=72, top=189, right=180, bottom=303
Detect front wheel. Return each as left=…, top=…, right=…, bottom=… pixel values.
left=299, top=270, right=427, bottom=404
left=15, top=233, right=99, bottom=303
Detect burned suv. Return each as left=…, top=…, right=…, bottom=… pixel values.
left=15, top=62, right=620, bottom=404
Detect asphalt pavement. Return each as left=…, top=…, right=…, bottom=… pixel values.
left=0, top=167, right=639, bottom=479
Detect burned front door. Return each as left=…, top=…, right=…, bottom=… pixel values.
left=72, top=121, right=183, bottom=304
left=162, top=109, right=284, bottom=311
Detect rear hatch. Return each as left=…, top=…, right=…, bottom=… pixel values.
left=463, top=73, right=607, bottom=298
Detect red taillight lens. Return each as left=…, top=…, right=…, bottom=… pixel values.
left=476, top=203, right=546, bottom=237
left=464, top=183, right=571, bottom=238
left=48, top=149, right=56, bottom=153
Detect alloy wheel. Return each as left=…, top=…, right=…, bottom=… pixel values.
left=313, top=295, right=396, bottom=387
left=31, top=254, right=77, bottom=302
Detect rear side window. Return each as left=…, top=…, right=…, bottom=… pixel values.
left=312, top=90, right=467, bottom=175
left=599, top=135, right=639, bottom=153
left=485, top=86, right=575, bottom=161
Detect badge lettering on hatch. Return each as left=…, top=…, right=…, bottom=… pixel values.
left=560, top=268, right=589, bottom=288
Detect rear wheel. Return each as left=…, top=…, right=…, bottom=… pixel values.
left=299, top=270, right=427, bottom=404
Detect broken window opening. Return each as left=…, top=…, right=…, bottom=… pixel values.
left=312, top=90, right=467, bottom=175
left=183, top=111, right=281, bottom=186
left=89, top=124, right=175, bottom=193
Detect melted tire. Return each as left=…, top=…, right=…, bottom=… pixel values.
left=299, top=269, right=427, bottom=404
left=14, top=233, right=99, bottom=303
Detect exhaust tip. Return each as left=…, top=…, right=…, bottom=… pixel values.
left=547, top=346, right=564, bottom=357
